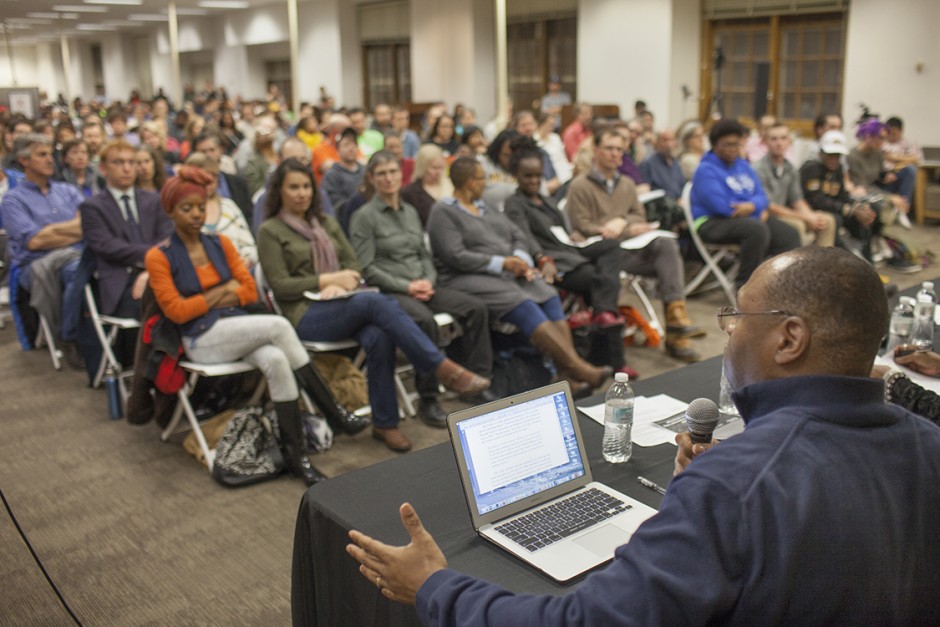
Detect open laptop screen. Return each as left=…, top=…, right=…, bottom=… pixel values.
left=455, top=390, right=586, bottom=516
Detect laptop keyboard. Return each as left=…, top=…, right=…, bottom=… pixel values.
left=494, top=488, right=633, bottom=552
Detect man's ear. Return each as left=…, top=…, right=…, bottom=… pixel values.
left=774, top=316, right=809, bottom=366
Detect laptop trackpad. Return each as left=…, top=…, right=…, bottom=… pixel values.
left=572, top=524, right=630, bottom=557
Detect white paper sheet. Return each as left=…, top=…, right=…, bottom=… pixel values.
left=620, top=229, right=678, bottom=251
left=580, top=394, right=745, bottom=446
left=549, top=226, right=603, bottom=248
left=874, top=354, right=940, bottom=393
left=579, top=394, right=689, bottom=447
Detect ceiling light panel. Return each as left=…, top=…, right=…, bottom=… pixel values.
left=52, top=4, right=108, bottom=11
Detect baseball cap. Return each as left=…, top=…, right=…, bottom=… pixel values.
left=819, top=130, right=849, bottom=155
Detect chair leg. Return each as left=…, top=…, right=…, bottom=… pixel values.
left=630, top=277, right=665, bottom=336
left=161, top=371, right=198, bottom=442
left=37, top=315, right=62, bottom=371
left=93, top=325, right=121, bottom=388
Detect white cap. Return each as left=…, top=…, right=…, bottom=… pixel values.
left=819, top=130, right=849, bottom=155
left=614, top=372, right=629, bottom=383
left=924, top=281, right=934, bottom=290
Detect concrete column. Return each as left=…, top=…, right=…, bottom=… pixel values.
left=410, top=0, right=496, bottom=121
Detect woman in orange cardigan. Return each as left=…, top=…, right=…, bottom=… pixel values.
left=145, top=167, right=367, bottom=485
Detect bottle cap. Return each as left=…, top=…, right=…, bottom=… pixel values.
left=614, top=372, right=629, bottom=383
left=924, top=281, right=934, bottom=290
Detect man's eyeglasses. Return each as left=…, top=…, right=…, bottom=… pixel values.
left=716, top=306, right=792, bottom=334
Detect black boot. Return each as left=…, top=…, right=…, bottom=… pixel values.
left=295, top=364, right=369, bottom=435
left=274, top=401, right=327, bottom=486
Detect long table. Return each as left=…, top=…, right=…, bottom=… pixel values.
left=291, top=356, right=725, bottom=627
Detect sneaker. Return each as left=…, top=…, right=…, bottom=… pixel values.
left=897, top=211, right=913, bottom=229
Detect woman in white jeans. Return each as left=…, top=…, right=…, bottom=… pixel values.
left=145, top=167, right=367, bottom=485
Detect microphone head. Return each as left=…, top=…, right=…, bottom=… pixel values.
left=685, top=398, right=720, bottom=442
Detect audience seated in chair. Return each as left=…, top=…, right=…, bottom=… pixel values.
left=312, top=113, right=352, bottom=185
left=800, top=130, right=883, bottom=263
left=349, top=107, right=384, bottom=159
left=0, top=133, right=85, bottom=367
left=349, top=151, right=495, bottom=427
left=321, top=128, right=366, bottom=211
left=690, top=118, right=801, bottom=289
left=144, top=166, right=369, bottom=486
left=401, top=144, right=453, bottom=228
left=754, top=123, right=836, bottom=248
left=847, top=118, right=913, bottom=223
left=184, top=152, right=257, bottom=270
left=502, top=143, right=631, bottom=376
left=562, top=102, right=593, bottom=161
left=55, top=139, right=102, bottom=198
left=677, top=120, right=706, bottom=181
left=881, top=116, right=921, bottom=208
left=639, top=129, right=685, bottom=200
left=392, top=106, right=421, bottom=160
left=427, top=156, right=610, bottom=395
left=80, top=138, right=173, bottom=365
left=566, top=126, right=703, bottom=362
left=257, top=159, right=490, bottom=453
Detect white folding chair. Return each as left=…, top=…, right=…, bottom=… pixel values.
left=619, top=272, right=665, bottom=337
left=161, top=360, right=267, bottom=471
left=0, top=285, right=9, bottom=330
left=680, top=183, right=739, bottom=305
left=84, top=284, right=140, bottom=402
left=34, top=312, right=62, bottom=370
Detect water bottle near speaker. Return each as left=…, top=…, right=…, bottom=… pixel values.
left=602, top=373, right=634, bottom=463
left=911, top=281, right=937, bottom=351
left=887, top=296, right=916, bottom=354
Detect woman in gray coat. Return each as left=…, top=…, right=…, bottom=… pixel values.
left=427, top=157, right=610, bottom=391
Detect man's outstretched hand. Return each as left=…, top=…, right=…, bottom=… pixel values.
left=347, top=503, right=448, bottom=605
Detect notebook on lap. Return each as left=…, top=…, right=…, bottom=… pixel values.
left=447, top=382, right=658, bottom=582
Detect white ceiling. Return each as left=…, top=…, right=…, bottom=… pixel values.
left=1, top=0, right=279, bottom=46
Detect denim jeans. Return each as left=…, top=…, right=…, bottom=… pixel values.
left=296, top=291, right=444, bottom=428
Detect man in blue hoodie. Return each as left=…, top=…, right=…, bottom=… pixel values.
left=690, top=118, right=800, bottom=287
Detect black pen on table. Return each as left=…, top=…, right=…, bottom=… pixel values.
left=638, top=476, right=666, bottom=495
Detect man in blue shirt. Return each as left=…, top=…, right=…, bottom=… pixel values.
left=347, top=246, right=940, bottom=625
left=691, top=118, right=800, bottom=287
left=639, top=129, right=684, bottom=199
left=1, top=133, right=85, bottom=365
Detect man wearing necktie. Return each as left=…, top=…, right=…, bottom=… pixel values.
left=80, top=139, right=172, bottom=329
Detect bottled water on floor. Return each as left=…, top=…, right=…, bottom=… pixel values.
left=602, top=373, right=634, bottom=463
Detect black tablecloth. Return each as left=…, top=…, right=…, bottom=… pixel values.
left=291, top=356, right=724, bottom=627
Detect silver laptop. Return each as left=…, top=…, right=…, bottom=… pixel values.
left=448, top=382, right=658, bottom=582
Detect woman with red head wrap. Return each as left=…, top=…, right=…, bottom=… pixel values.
left=145, top=166, right=369, bottom=485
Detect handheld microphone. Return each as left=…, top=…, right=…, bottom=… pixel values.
left=685, top=398, right=720, bottom=444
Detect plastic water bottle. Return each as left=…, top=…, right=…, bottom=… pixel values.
left=912, top=282, right=937, bottom=350
left=105, top=365, right=122, bottom=420
left=602, top=373, right=634, bottom=463
left=887, top=297, right=916, bottom=353
left=718, top=359, right=738, bottom=416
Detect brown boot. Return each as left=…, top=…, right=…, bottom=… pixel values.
left=530, top=321, right=611, bottom=389
left=665, top=332, right=701, bottom=363
left=665, top=301, right=706, bottom=339
left=435, top=358, right=491, bottom=396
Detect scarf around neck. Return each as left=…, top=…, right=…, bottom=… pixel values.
left=278, top=210, right=340, bottom=275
